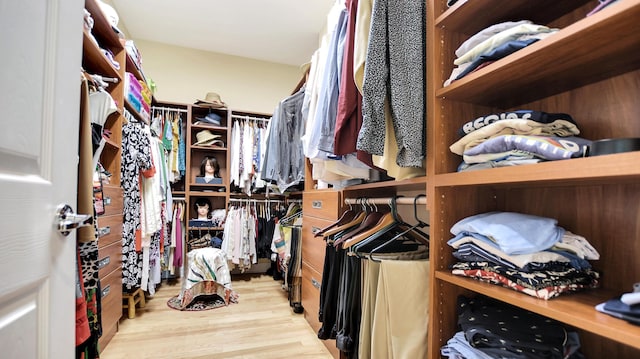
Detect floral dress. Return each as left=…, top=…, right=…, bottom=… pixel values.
left=121, top=123, right=153, bottom=289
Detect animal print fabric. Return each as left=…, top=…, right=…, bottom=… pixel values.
left=357, top=0, right=426, bottom=167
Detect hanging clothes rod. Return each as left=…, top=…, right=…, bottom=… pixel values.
left=151, top=106, right=188, bottom=113
left=344, top=196, right=426, bottom=206
left=231, top=114, right=270, bottom=122
left=229, top=198, right=286, bottom=203
left=91, top=74, right=119, bottom=83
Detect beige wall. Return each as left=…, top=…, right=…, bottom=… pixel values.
left=133, top=39, right=307, bottom=114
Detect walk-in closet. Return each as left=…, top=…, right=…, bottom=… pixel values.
left=2, top=0, right=637, bottom=358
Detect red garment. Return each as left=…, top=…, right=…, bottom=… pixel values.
left=333, top=0, right=374, bottom=168
left=75, top=252, right=91, bottom=346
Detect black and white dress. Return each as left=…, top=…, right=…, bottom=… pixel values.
left=121, top=122, right=153, bottom=289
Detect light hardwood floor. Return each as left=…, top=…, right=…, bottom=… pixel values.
left=100, top=274, right=333, bottom=359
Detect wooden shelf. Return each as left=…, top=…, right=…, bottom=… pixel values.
left=103, top=137, right=119, bottom=151
left=343, top=176, right=427, bottom=191
left=190, top=183, right=226, bottom=187
left=434, top=151, right=640, bottom=188
left=190, top=145, right=227, bottom=152
left=82, top=30, right=121, bottom=80
left=191, top=123, right=227, bottom=131
left=427, top=1, right=640, bottom=357
left=84, top=0, right=122, bottom=49
left=188, top=226, right=223, bottom=231
left=124, top=98, right=148, bottom=124
left=436, top=0, right=640, bottom=107
left=124, top=52, right=145, bottom=82
left=188, top=191, right=227, bottom=197
left=436, top=271, right=640, bottom=350
left=435, top=0, right=591, bottom=35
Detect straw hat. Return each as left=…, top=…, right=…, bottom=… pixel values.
left=195, top=92, right=226, bottom=108
left=194, top=130, right=222, bottom=146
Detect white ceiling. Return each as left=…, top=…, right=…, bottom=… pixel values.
left=110, top=0, right=336, bottom=67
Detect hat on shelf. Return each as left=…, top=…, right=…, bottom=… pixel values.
left=193, top=129, right=223, bottom=146
left=196, top=113, right=222, bottom=126
left=195, top=92, right=227, bottom=108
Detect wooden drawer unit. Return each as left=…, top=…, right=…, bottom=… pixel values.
left=301, top=262, right=323, bottom=332
left=302, top=216, right=330, bottom=272
left=98, top=240, right=123, bottom=279
left=98, top=266, right=123, bottom=350
left=101, top=185, right=123, bottom=216
left=302, top=263, right=340, bottom=359
left=303, top=190, right=341, bottom=221
left=97, top=214, right=123, bottom=248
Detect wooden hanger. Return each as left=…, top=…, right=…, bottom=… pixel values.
left=342, top=211, right=396, bottom=249
left=355, top=195, right=430, bottom=258
left=333, top=198, right=384, bottom=247
left=314, top=199, right=359, bottom=237
left=322, top=211, right=366, bottom=239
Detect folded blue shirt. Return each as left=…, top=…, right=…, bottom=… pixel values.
left=449, top=211, right=565, bottom=255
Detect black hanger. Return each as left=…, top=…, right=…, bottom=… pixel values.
left=349, top=196, right=404, bottom=255
left=353, top=195, right=429, bottom=259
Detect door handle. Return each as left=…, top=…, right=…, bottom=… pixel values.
left=56, top=204, right=92, bottom=236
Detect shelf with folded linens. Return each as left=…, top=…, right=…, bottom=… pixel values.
left=427, top=0, right=640, bottom=357
left=435, top=0, right=640, bottom=108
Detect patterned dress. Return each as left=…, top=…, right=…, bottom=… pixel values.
left=121, top=123, right=153, bottom=289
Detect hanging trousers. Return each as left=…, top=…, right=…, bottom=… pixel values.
left=360, top=257, right=430, bottom=359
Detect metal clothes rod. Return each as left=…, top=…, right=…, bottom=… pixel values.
left=151, top=106, right=188, bottom=113
left=344, top=196, right=426, bottom=206
left=231, top=114, right=270, bottom=122
left=91, top=74, right=119, bottom=83
left=229, top=198, right=286, bottom=203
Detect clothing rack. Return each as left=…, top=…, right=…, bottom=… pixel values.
left=344, top=196, right=427, bottom=206
left=229, top=198, right=286, bottom=203
left=228, top=197, right=301, bottom=203
left=231, top=114, right=270, bottom=122
left=151, top=106, right=188, bottom=113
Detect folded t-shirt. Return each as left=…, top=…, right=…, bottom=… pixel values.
left=463, top=135, right=591, bottom=162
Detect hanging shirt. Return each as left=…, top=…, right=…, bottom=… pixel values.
left=358, top=0, right=426, bottom=168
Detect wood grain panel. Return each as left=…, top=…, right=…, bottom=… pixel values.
left=301, top=264, right=340, bottom=359
left=303, top=190, right=341, bottom=221
left=97, top=214, right=123, bottom=248
left=98, top=240, right=123, bottom=279
left=101, top=185, right=123, bottom=216
left=99, top=267, right=123, bottom=351
left=302, top=262, right=323, bottom=332
left=302, top=216, right=331, bottom=272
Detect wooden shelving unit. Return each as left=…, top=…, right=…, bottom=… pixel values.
left=426, top=0, right=640, bottom=357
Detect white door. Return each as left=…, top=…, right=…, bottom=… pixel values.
left=0, top=0, right=84, bottom=358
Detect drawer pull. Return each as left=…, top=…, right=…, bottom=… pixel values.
left=311, top=278, right=321, bottom=289
left=312, top=200, right=323, bottom=209
left=104, top=196, right=111, bottom=206
left=98, top=226, right=111, bottom=237
left=101, top=285, right=111, bottom=298
left=311, top=226, right=322, bottom=235
left=97, top=256, right=111, bottom=269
